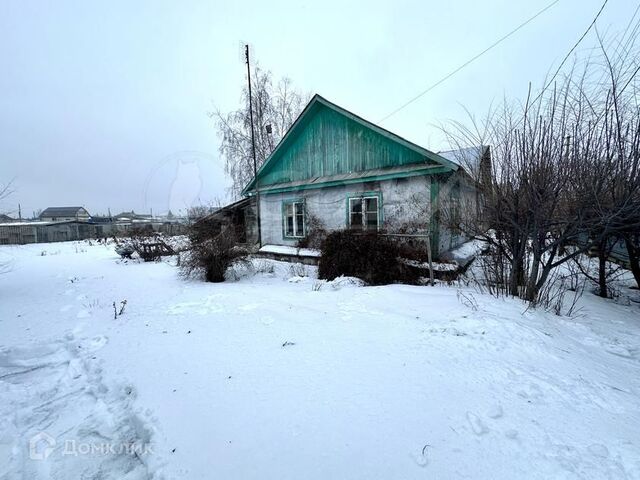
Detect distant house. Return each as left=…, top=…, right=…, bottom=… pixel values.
left=0, top=214, right=14, bottom=223
left=240, top=94, right=488, bottom=257
left=114, top=211, right=153, bottom=221
left=0, top=207, right=185, bottom=245
left=0, top=220, right=92, bottom=245
left=40, top=207, right=91, bottom=222
left=438, top=146, right=491, bottom=183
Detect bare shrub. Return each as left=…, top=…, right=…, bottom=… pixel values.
left=289, top=263, right=308, bottom=278
left=571, top=253, right=625, bottom=299
left=112, top=300, right=127, bottom=319
left=466, top=247, right=511, bottom=298
left=253, top=259, right=275, bottom=275
left=180, top=225, right=248, bottom=282
left=456, top=290, right=479, bottom=311
left=530, top=267, right=585, bottom=317
left=296, top=214, right=327, bottom=249
left=318, top=230, right=419, bottom=285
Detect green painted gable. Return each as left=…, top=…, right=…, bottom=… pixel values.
left=243, top=95, right=457, bottom=194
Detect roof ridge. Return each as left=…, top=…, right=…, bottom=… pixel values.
left=241, top=95, right=458, bottom=195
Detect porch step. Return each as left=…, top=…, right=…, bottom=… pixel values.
left=256, top=245, right=320, bottom=266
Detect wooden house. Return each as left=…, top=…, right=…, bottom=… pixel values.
left=240, top=95, right=488, bottom=257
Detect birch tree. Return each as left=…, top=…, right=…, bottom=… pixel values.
left=212, top=68, right=308, bottom=198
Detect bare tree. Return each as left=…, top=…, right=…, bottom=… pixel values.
left=0, top=181, right=15, bottom=274
left=442, top=80, right=590, bottom=301
left=187, top=200, right=223, bottom=224
left=575, top=31, right=640, bottom=294
left=0, top=181, right=14, bottom=210
left=212, top=68, right=308, bottom=198
left=441, top=32, right=640, bottom=302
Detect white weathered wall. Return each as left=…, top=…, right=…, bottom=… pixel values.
left=258, top=174, right=473, bottom=256
left=259, top=176, right=433, bottom=246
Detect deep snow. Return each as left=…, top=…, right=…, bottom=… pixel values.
left=0, top=241, right=639, bottom=479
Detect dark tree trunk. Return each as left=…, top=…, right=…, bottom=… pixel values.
left=508, top=233, right=526, bottom=297
left=509, top=258, right=521, bottom=297
left=524, top=252, right=541, bottom=302
left=625, top=237, right=640, bottom=290
left=597, top=247, right=608, bottom=298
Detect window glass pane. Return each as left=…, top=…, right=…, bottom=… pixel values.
left=350, top=213, right=363, bottom=229
left=284, top=202, right=305, bottom=237
left=365, top=197, right=378, bottom=213
left=365, top=212, right=378, bottom=229
left=285, top=203, right=294, bottom=236
left=295, top=207, right=304, bottom=237
left=286, top=216, right=294, bottom=236
left=349, top=198, right=363, bottom=229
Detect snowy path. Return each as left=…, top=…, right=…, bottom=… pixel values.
left=1, top=242, right=639, bottom=479
left=0, top=335, right=156, bottom=479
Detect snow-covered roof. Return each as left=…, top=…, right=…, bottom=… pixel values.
left=40, top=206, right=89, bottom=218
left=437, top=146, right=490, bottom=177
left=0, top=221, right=59, bottom=227
left=114, top=211, right=153, bottom=220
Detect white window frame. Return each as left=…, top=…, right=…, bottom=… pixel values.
left=283, top=200, right=305, bottom=238
left=348, top=195, right=380, bottom=231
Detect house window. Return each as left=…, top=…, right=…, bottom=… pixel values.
left=348, top=194, right=380, bottom=230
left=283, top=200, right=305, bottom=238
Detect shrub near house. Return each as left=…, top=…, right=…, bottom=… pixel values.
left=318, top=230, right=419, bottom=285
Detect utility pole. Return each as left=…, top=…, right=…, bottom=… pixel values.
left=245, top=44, right=261, bottom=247
left=18, top=203, right=22, bottom=221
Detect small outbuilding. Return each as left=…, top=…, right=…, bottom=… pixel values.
left=39, top=207, right=91, bottom=222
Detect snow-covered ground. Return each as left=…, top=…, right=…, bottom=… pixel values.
left=1, top=241, right=639, bottom=479
left=259, top=244, right=321, bottom=257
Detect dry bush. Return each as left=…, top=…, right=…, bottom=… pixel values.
left=318, top=230, right=419, bottom=285
left=296, top=214, right=327, bottom=250
left=180, top=224, right=248, bottom=282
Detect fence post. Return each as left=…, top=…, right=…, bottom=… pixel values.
left=426, top=232, right=434, bottom=286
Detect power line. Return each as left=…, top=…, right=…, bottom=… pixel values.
left=528, top=0, right=609, bottom=106
left=620, top=2, right=640, bottom=50
left=378, top=0, right=561, bottom=123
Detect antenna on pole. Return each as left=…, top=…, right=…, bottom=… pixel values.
left=245, top=43, right=262, bottom=247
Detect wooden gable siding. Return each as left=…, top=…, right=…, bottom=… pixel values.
left=258, top=104, right=434, bottom=187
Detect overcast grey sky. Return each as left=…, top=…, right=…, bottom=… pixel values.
left=0, top=0, right=633, bottom=218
